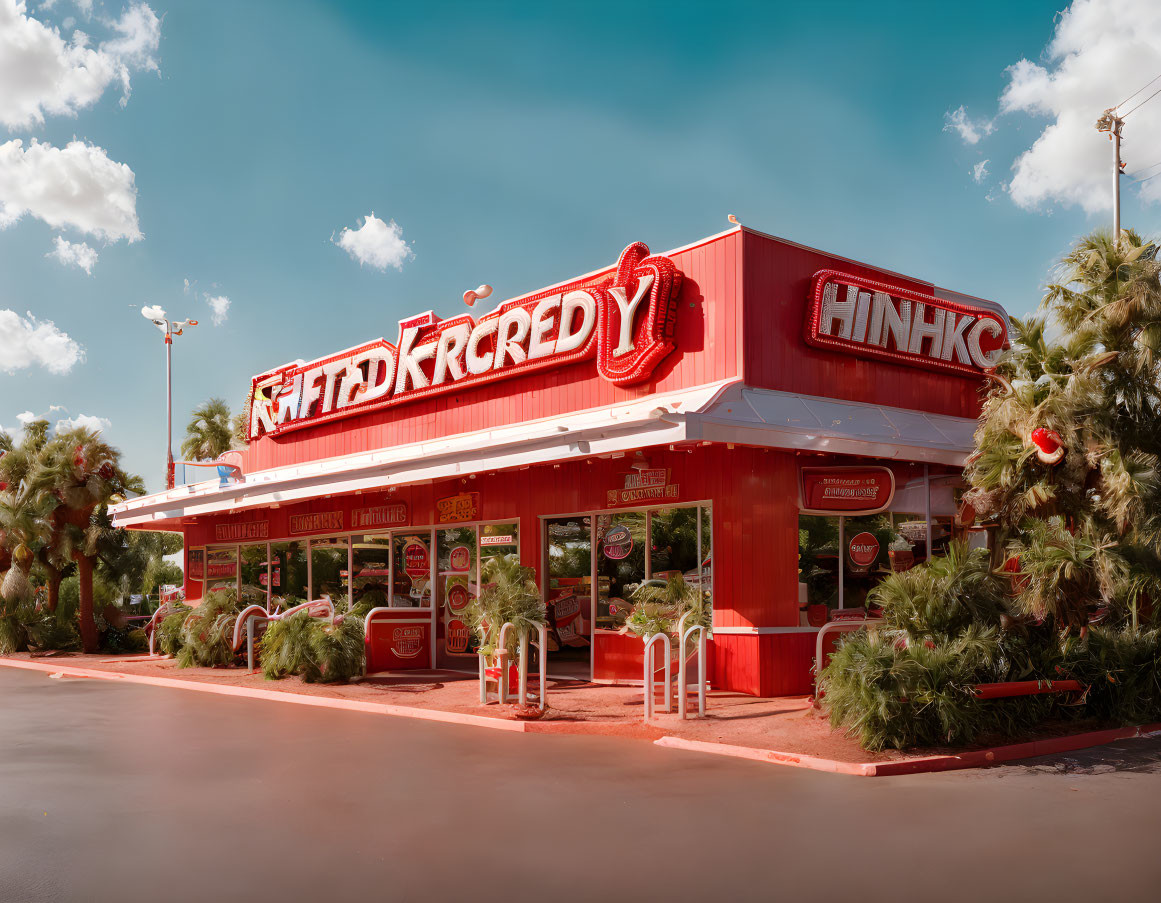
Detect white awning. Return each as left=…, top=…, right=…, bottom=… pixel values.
left=678, top=384, right=977, bottom=466
left=111, top=379, right=978, bottom=529
left=110, top=380, right=738, bottom=528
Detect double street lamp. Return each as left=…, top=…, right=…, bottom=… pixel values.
left=141, top=306, right=198, bottom=490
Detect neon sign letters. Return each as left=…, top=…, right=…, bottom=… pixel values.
left=248, top=242, right=682, bottom=439
left=804, top=271, right=1008, bottom=376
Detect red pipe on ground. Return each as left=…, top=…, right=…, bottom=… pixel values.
left=972, top=680, right=1083, bottom=699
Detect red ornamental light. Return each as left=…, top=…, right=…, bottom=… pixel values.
left=1029, top=427, right=1064, bottom=465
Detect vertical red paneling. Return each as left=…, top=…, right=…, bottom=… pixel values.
left=740, top=230, right=986, bottom=419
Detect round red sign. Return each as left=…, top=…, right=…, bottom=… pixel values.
left=848, top=532, right=880, bottom=570
left=447, top=583, right=470, bottom=613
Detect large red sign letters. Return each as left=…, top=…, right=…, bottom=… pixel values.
left=248, top=242, right=682, bottom=439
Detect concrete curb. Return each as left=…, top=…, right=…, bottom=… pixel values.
left=0, top=657, right=529, bottom=733
left=654, top=722, right=1161, bottom=777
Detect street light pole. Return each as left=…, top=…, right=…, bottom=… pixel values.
left=141, top=308, right=197, bottom=490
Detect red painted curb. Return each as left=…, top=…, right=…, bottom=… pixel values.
left=655, top=722, right=1161, bottom=777
left=0, top=657, right=528, bottom=733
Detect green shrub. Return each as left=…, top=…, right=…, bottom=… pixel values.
left=466, top=555, right=544, bottom=657
left=175, top=591, right=240, bottom=668
left=259, top=610, right=364, bottom=683
left=156, top=604, right=191, bottom=656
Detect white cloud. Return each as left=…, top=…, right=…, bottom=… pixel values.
left=943, top=105, right=995, bottom=145
left=0, top=138, right=141, bottom=241
left=205, top=293, right=230, bottom=326
left=971, top=160, right=990, bottom=184
left=0, top=308, right=84, bottom=374
left=965, top=0, right=1161, bottom=212
left=334, top=212, right=413, bottom=272
left=0, top=0, right=160, bottom=130
left=55, top=412, right=109, bottom=433
left=140, top=303, right=165, bottom=319
left=16, top=410, right=35, bottom=423
left=45, top=234, right=97, bottom=273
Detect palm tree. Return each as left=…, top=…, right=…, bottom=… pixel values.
left=181, top=398, right=234, bottom=461
left=29, top=427, right=143, bottom=652
left=0, top=420, right=52, bottom=580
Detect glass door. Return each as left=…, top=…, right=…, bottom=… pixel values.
left=545, top=515, right=593, bottom=676
left=437, top=525, right=477, bottom=661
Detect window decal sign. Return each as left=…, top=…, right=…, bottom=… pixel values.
left=246, top=241, right=682, bottom=439
left=804, top=270, right=1008, bottom=377
left=847, top=532, right=880, bottom=572
left=799, top=466, right=895, bottom=515
left=403, top=540, right=429, bottom=577
left=602, top=524, right=634, bottom=560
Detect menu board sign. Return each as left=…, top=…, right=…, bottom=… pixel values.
left=352, top=503, right=408, bottom=530
left=206, top=549, right=237, bottom=579
left=437, top=492, right=480, bottom=523
left=799, top=466, right=894, bottom=515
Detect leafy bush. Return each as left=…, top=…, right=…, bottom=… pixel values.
left=466, top=555, right=544, bottom=657
left=175, top=591, right=241, bottom=668
left=624, top=573, right=709, bottom=641
left=259, top=610, right=364, bottom=683
left=156, top=603, right=191, bottom=656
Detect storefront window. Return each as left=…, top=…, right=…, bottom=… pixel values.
left=392, top=533, right=432, bottom=607
left=798, top=515, right=840, bottom=613
left=480, top=521, right=519, bottom=580
left=205, top=546, right=238, bottom=599
left=238, top=543, right=269, bottom=607
left=546, top=516, right=594, bottom=650
left=438, top=526, right=477, bottom=658
left=310, top=536, right=350, bottom=610
left=841, top=514, right=893, bottom=611
left=270, top=540, right=308, bottom=609
left=595, top=511, right=646, bottom=629
left=351, top=534, right=392, bottom=609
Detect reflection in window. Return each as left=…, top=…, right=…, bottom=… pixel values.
left=205, top=546, right=238, bottom=599
left=351, top=534, right=392, bottom=609
left=480, top=521, right=519, bottom=581
left=238, top=543, right=269, bottom=607
left=311, top=536, right=350, bottom=610
left=798, top=516, right=840, bottom=612
left=595, top=511, right=646, bottom=630
left=270, top=541, right=308, bottom=609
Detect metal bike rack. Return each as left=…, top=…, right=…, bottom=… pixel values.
left=677, top=612, right=708, bottom=719
left=480, top=621, right=548, bottom=709
left=643, top=632, right=672, bottom=721
left=813, top=618, right=886, bottom=677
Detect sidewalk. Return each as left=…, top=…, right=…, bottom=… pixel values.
left=3, top=652, right=1153, bottom=776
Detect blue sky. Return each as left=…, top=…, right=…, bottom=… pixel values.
left=2, top=0, right=1159, bottom=491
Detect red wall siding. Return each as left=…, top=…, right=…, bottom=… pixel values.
left=741, top=230, right=987, bottom=420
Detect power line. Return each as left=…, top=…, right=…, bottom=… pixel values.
left=1122, top=84, right=1161, bottom=118
left=1127, top=160, right=1161, bottom=178
left=1117, top=72, right=1161, bottom=110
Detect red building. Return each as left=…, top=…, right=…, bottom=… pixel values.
left=111, top=225, right=1009, bottom=696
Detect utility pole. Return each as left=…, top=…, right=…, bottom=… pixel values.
left=1096, top=109, right=1125, bottom=240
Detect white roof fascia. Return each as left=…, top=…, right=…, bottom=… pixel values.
left=110, top=380, right=739, bottom=528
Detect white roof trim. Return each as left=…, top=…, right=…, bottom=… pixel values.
left=680, top=384, right=977, bottom=466
left=110, top=380, right=739, bottom=528
left=111, top=380, right=979, bottom=528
